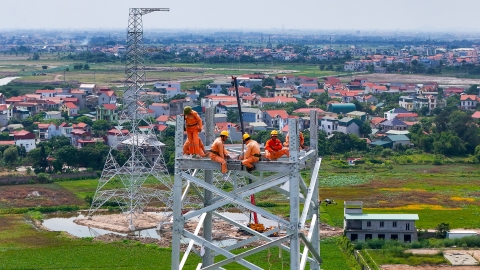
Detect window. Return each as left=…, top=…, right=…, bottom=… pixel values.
left=378, top=234, right=385, bottom=240
left=392, top=221, right=397, bottom=227
left=380, top=221, right=384, bottom=227
left=391, top=234, right=398, bottom=240
left=406, top=223, right=410, bottom=230
left=365, top=234, right=372, bottom=241
left=366, top=221, right=371, bottom=227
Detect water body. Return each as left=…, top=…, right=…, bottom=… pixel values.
left=0, top=76, right=20, bottom=86
left=41, top=211, right=278, bottom=246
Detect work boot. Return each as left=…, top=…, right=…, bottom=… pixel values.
left=247, top=165, right=256, bottom=172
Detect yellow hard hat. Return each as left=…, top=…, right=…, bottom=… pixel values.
left=183, top=106, right=192, bottom=115
left=243, top=133, right=250, bottom=140
left=220, top=130, right=229, bottom=137
left=270, top=130, right=278, bottom=135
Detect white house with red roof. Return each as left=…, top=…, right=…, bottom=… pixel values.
left=35, top=89, right=57, bottom=98
left=460, top=95, right=478, bottom=110
left=156, top=115, right=171, bottom=125
left=70, top=129, right=91, bottom=148
left=259, top=97, right=297, bottom=108
left=37, top=123, right=57, bottom=141
left=12, top=130, right=36, bottom=152
left=0, top=103, right=13, bottom=126
left=201, top=94, right=237, bottom=108
left=106, top=128, right=129, bottom=149
left=154, top=81, right=181, bottom=92
left=149, top=103, right=170, bottom=118
left=60, top=102, right=78, bottom=116
left=262, top=109, right=289, bottom=129
left=299, top=83, right=319, bottom=94
left=98, top=90, right=117, bottom=106
left=228, top=86, right=251, bottom=97
left=56, top=122, right=72, bottom=138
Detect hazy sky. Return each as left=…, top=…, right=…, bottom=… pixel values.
left=1, top=0, right=479, bottom=32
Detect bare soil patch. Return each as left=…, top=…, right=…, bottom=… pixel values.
left=0, top=186, right=83, bottom=208
left=353, top=73, right=480, bottom=87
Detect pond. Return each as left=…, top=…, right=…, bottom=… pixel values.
left=41, top=211, right=278, bottom=247
left=0, top=76, right=20, bottom=86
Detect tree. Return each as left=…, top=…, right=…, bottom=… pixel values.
left=466, top=84, right=479, bottom=95
left=435, top=222, right=450, bottom=239
left=32, top=52, right=40, bottom=60
left=227, top=109, right=239, bottom=123
left=55, top=146, right=79, bottom=168
left=3, top=146, right=18, bottom=167
left=92, top=120, right=111, bottom=136
left=359, top=121, right=372, bottom=137
left=42, top=65, right=48, bottom=70
left=220, top=86, right=228, bottom=95
left=76, top=116, right=93, bottom=126
left=83, top=64, right=90, bottom=70
left=262, top=78, right=275, bottom=88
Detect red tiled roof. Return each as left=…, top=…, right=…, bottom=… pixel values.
left=370, top=117, right=386, bottom=125
left=0, top=141, right=15, bottom=145
left=460, top=95, right=477, bottom=101
left=264, top=109, right=289, bottom=119
left=396, top=113, right=418, bottom=118
left=293, top=108, right=325, bottom=114
left=472, top=111, right=480, bottom=119
left=35, top=90, right=56, bottom=93
left=103, top=104, right=117, bottom=110
left=63, top=102, right=78, bottom=109
left=156, top=124, right=168, bottom=131
left=156, top=115, right=170, bottom=122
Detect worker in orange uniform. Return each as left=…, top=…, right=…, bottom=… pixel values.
left=265, top=130, right=289, bottom=161
left=240, top=133, right=261, bottom=172
left=210, top=130, right=230, bottom=179
left=183, top=138, right=206, bottom=157
left=183, top=106, right=203, bottom=157
left=284, top=131, right=305, bottom=149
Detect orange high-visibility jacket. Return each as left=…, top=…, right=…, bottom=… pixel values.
left=285, top=132, right=304, bottom=146
left=265, top=138, right=283, bottom=152
left=185, top=110, right=202, bottom=130
left=211, top=137, right=229, bottom=158
left=244, top=139, right=261, bottom=159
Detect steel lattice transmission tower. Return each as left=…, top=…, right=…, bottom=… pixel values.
left=88, top=8, right=170, bottom=231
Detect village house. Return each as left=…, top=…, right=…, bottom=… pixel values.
left=37, top=123, right=57, bottom=141
left=149, top=103, right=170, bottom=118
left=12, top=130, right=36, bottom=152
left=228, top=86, right=251, bottom=97
left=344, top=201, right=418, bottom=242
left=258, top=97, right=297, bottom=108
left=337, top=117, right=362, bottom=136
left=242, top=108, right=262, bottom=123
left=262, top=109, right=289, bottom=129
left=96, top=104, right=118, bottom=122
left=207, top=81, right=231, bottom=94
left=60, top=102, right=78, bottom=117
left=370, top=134, right=412, bottom=149
left=0, top=104, right=13, bottom=126
left=44, top=111, right=62, bottom=120
left=460, top=95, right=478, bottom=110
left=169, top=98, right=193, bottom=116
left=97, top=90, right=117, bottom=106
left=320, top=117, right=339, bottom=136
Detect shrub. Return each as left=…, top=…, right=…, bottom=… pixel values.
left=36, top=173, right=51, bottom=184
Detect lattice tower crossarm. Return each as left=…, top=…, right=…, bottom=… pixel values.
left=171, top=108, right=322, bottom=270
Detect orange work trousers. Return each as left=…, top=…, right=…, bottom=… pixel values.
left=183, top=140, right=206, bottom=156
left=186, top=126, right=202, bottom=156
left=241, top=156, right=259, bottom=169
left=209, top=153, right=227, bottom=174
left=265, top=149, right=289, bottom=160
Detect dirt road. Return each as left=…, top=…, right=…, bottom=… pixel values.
left=348, top=73, right=480, bottom=88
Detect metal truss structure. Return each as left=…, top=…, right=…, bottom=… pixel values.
left=87, top=8, right=171, bottom=231
left=171, top=108, right=322, bottom=270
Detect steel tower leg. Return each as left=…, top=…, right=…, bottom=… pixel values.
left=172, top=116, right=184, bottom=270
left=288, top=118, right=301, bottom=268
left=309, top=110, right=320, bottom=270
left=202, top=107, right=215, bottom=267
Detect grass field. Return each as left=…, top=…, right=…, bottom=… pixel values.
left=0, top=215, right=354, bottom=270
left=319, top=163, right=480, bottom=229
